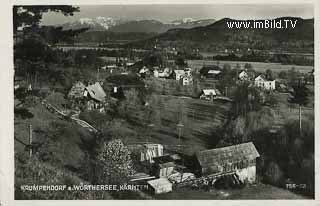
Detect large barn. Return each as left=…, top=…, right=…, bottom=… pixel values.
left=196, top=142, right=260, bottom=183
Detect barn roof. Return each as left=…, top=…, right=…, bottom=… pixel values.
left=196, top=142, right=260, bottom=168
left=86, top=82, right=106, bottom=102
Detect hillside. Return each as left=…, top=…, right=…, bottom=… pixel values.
left=130, top=17, right=314, bottom=52
left=109, top=19, right=216, bottom=33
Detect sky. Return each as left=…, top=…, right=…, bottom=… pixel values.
left=41, top=4, right=314, bottom=25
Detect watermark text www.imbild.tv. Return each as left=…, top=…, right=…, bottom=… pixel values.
left=226, top=19, right=298, bottom=29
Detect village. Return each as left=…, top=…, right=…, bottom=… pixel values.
left=14, top=46, right=314, bottom=197
left=13, top=5, right=315, bottom=200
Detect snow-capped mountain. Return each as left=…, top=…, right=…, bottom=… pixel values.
left=171, top=17, right=196, bottom=25
left=59, top=17, right=216, bottom=33
left=60, top=17, right=122, bottom=31
left=170, top=18, right=216, bottom=27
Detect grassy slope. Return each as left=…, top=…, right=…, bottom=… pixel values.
left=14, top=100, right=60, bottom=153
left=127, top=94, right=231, bottom=155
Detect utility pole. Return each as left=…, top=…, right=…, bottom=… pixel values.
left=147, top=123, right=154, bottom=144
left=177, top=122, right=184, bottom=147
left=97, top=67, right=100, bottom=82
left=29, top=124, right=33, bottom=158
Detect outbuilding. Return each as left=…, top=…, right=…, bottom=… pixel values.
left=147, top=178, right=172, bottom=194
left=196, top=142, right=260, bottom=183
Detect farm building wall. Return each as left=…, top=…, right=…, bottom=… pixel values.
left=158, top=166, right=174, bottom=178
left=200, top=158, right=257, bottom=183
left=236, top=165, right=256, bottom=183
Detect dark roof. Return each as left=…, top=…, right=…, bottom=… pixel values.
left=153, top=155, right=174, bottom=164
left=159, top=162, right=175, bottom=168
left=196, top=142, right=260, bottom=168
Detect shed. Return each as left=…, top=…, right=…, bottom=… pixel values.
left=153, top=155, right=176, bottom=178
left=196, top=142, right=260, bottom=183
left=147, top=178, right=172, bottom=194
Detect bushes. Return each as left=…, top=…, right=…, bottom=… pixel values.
left=15, top=154, right=112, bottom=200
left=264, top=161, right=284, bottom=186
left=97, top=139, right=135, bottom=185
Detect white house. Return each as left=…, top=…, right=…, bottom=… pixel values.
left=173, top=70, right=186, bottom=80
left=254, top=75, right=276, bottom=90
left=154, top=68, right=172, bottom=78
left=200, top=89, right=221, bottom=100
left=181, top=74, right=193, bottom=85
left=238, top=70, right=250, bottom=80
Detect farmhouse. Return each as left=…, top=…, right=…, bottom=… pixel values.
left=68, top=81, right=107, bottom=111
left=200, top=65, right=222, bottom=79
left=181, top=73, right=193, bottom=85
left=238, top=70, right=250, bottom=81
left=254, top=74, right=276, bottom=90
left=84, top=82, right=107, bottom=111
left=196, top=142, right=260, bottom=183
left=173, top=70, right=186, bottom=80
left=154, top=67, right=172, bottom=78
left=147, top=178, right=172, bottom=194
left=139, top=66, right=149, bottom=78
left=200, top=89, right=221, bottom=100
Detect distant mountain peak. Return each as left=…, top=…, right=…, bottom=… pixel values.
left=59, top=17, right=216, bottom=33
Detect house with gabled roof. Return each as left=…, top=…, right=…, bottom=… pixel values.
left=200, top=89, right=222, bottom=101
left=254, top=74, right=276, bottom=90
left=84, top=82, right=107, bottom=111
left=238, top=70, right=250, bottom=81
left=196, top=142, right=260, bottom=183
left=68, top=81, right=107, bottom=112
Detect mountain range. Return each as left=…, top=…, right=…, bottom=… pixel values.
left=130, top=17, right=314, bottom=52
left=59, top=17, right=216, bottom=33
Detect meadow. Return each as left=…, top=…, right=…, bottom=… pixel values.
left=187, top=60, right=314, bottom=73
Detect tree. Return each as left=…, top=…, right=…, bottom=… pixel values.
left=15, top=153, right=112, bottom=199
left=244, top=63, right=252, bottom=70
left=13, top=6, right=79, bottom=33
left=175, top=56, right=187, bottom=68
left=265, top=69, right=274, bottom=80
left=232, top=81, right=264, bottom=116
left=288, top=83, right=309, bottom=135
left=98, top=139, right=134, bottom=184
left=265, top=161, right=284, bottom=186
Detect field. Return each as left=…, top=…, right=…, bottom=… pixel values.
left=128, top=94, right=231, bottom=155
left=187, top=60, right=314, bottom=74
left=156, top=183, right=309, bottom=199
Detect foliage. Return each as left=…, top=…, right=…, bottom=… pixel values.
left=13, top=6, right=79, bottom=32
left=232, top=82, right=264, bottom=116
left=36, top=120, right=94, bottom=169
left=265, top=69, right=274, bottom=81
left=265, top=161, right=284, bottom=186
left=288, top=83, right=309, bottom=106
left=15, top=153, right=112, bottom=200
left=45, top=92, right=67, bottom=109
left=97, top=139, right=135, bottom=184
